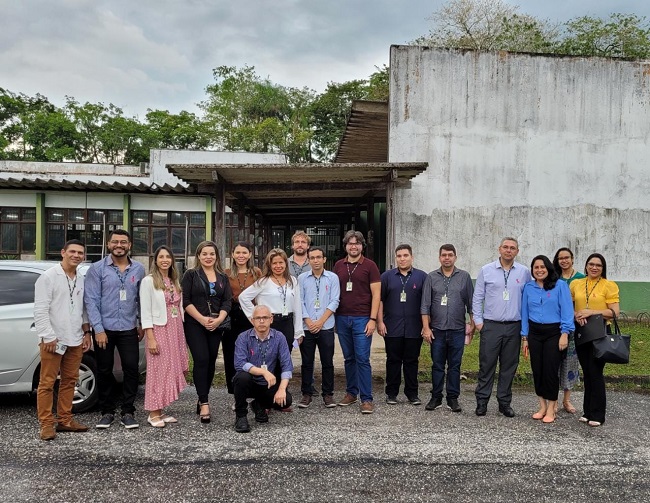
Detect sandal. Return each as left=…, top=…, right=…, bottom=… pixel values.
left=563, top=401, right=577, bottom=414
left=588, top=420, right=602, bottom=427
left=542, top=414, right=556, bottom=424
left=199, top=403, right=211, bottom=424
left=160, top=414, right=177, bottom=423
left=147, top=415, right=166, bottom=428
left=532, top=411, right=545, bottom=420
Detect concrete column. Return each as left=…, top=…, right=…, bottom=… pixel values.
left=35, top=193, right=46, bottom=260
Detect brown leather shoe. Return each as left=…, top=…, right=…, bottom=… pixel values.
left=338, top=393, right=358, bottom=406
left=360, top=401, right=374, bottom=414
left=323, top=395, right=337, bottom=408
left=40, top=425, right=56, bottom=441
left=56, top=420, right=89, bottom=432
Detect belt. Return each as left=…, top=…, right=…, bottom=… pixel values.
left=484, top=319, right=519, bottom=325
left=273, top=313, right=293, bottom=320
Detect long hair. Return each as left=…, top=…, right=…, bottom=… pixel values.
left=261, top=248, right=292, bottom=286
left=552, top=247, right=574, bottom=276
left=584, top=253, right=608, bottom=279
left=228, top=241, right=261, bottom=280
left=192, top=241, right=224, bottom=274
left=150, top=246, right=181, bottom=292
left=530, top=255, right=558, bottom=291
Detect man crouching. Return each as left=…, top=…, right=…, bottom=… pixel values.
left=233, top=304, right=293, bottom=432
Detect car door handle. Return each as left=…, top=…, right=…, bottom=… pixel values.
left=30, top=322, right=36, bottom=331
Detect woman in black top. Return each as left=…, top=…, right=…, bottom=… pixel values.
left=182, top=241, right=232, bottom=423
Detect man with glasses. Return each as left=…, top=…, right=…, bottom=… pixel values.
left=472, top=237, right=531, bottom=417
left=297, top=246, right=340, bottom=408
left=84, top=229, right=145, bottom=429
left=232, top=305, right=294, bottom=433
left=333, top=230, right=381, bottom=414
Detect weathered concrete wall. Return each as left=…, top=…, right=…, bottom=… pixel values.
left=389, top=47, right=650, bottom=286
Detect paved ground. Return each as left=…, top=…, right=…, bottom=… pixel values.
left=1, top=336, right=649, bottom=502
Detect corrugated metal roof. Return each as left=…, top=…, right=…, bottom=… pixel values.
left=0, top=174, right=191, bottom=193
left=334, top=100, right=389, bottom=163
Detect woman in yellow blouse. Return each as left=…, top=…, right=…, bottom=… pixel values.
left=569, top=253, right=620, bottom=427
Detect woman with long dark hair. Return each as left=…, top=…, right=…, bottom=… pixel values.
left=521, top=255, right=574, bottom=423
left=552, top=247, right=585, bottom=414
left=140, top=246, right=188, bottom=427
left=570, top=253, right=620, bottom=427
left=181, top=241, right=233, bottom=423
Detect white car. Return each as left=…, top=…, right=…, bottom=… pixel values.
left=0, top=260, right=146, bottom=412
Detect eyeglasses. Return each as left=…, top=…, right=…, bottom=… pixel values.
left=109, top=240, right=129, bottom=246
left=347, top=242, right=361, bottom=247
left=252, top=316, right=272, bottom=322
left=586, top=263, right=603, bottom=268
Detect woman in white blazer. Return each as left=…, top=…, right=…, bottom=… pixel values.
left=140, top=246, right=189, bottom=428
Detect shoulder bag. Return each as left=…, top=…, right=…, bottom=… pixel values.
left=574, top=313, right=607, bottom=346
left=592, top=312, right=630, bottom=364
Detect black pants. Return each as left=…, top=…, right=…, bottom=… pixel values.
left=184, top=321, right=223, bottom=403
left=528, top=321, right=563, bottom=401
left=299, top=328, right=335, bottom=396
left=271, top=314, right=294, bottom=385
left=95, top=328, right=139, bottom=416
left=222, top=303, right=252, bottom=394
left=384, top=337, right=423, bottom=398
left=576, top=340, right=607, bottom=423
left=233, top=371, right=293, bottom=418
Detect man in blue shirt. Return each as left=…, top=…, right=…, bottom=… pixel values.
left=377, top=244, right=427, bottom=405
left=84, top=229, right=145, bottom=429
left=472, top=237, right=531, bottom=417
left=233, top=305, right=294, bottom=433
left=297, top=246, right=340, bottom=408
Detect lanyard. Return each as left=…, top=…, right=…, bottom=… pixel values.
left=399, top=270, right=412, bottom=293
left=275, top=279, right=288, bottom=311
left=314, top=274, right=322, bottom=303
left=65, top=273, right=77, bottom=306
left=164, top=278, right=175, bottom=303
left=257, top=338, right=270, bottom=364
left=502, top=267, right=512, bottom=289
left=442, top=273, right=452, bottom=297
left=585, top=278, right=601, bottom=309
left=113, top=266, right=127, bottom=290
left=346, top=261, right=360, bottom=282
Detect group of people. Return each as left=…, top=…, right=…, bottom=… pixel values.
left=33, top=229, right=619, bottom=440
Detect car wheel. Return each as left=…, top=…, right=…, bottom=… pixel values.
left=50, top=353, right=99, bottom=414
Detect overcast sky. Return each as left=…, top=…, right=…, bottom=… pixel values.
left=2, top=0, right=649, bottom=118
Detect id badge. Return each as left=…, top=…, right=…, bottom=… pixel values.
left=261, top=364, right=268, bottom=371
left=441, top=295, right=448, bottom=306
left=282, top=306, right=288, bottom=316
left=503, top=290, right=510, bottom=301
left=400, top=292, right=407, bottom=303
left=314, top=300, right=320, bottom=309
left=171, top=306, right=179, bottom=318
left=55, top=342, right=67, bottom=355
left=119, top=289, right=127, bottom=301
left=346, top=281, right=353, bottom=292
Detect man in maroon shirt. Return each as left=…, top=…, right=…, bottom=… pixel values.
left=333, top=230, right=381, bottom=414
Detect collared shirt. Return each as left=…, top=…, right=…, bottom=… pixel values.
left=521, top=280, right=575, bottom=336
left=472, top=259, right=531, bottom=324
left=380, top=267, right=427, bottom=338
left=34, top=264, right=88, bottom=346
left=234, top=328, right=293, bottom=385
left=84, top=255, right=145, bottom=333
left=420, top=267, right=474, bottom=331
left=298, top=269, right=340, bottom=331
left=288, top=255, right=311, bottom=278
left=333, top=255, right=381, bottom=317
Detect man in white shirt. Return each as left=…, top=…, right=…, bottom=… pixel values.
left=34, top=239, right=92, bottom=440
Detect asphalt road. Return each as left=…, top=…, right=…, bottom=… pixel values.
left=1, top=382, right=649, bottom=503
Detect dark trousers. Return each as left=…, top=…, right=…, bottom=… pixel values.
left=384, top=336, right=423, bottom=398
left=576, top=340, right=607, bottom=423
left=528, top=321, right=563, bottom=401
left=184, top=321, right=223, bottom=403
left=431, top=329, right=465, bottom=401
left=299, top=328, right=335, bottom=396
left=222, top=303, right=252, bottom=394
left=95, top=328, right=139, bottom=416
left=233, top=371, right=293, bottom=418
left=475, top=320, right=521, bottom=406
left=271, top=314, right=294, bottom=385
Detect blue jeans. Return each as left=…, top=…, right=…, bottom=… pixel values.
left=431, top=329, right=465, bottom=401
left=336, top=315, right=373, bottom=402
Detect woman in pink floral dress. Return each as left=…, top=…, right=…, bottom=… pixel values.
left=140, top=246, right=189, bottom=427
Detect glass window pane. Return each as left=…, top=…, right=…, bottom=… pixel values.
left=1, top=223, right=18, bottom=252
left=171, top=228, right=186, bottom=254
left=87, top=210, right=104, bottom=223
left=47, top=209, right=65, bottom=222
left=190, top=228, right=205, bottom=252
left=152, top=228, right=168, bottom=251
left=0, top=270, right=40, bottom=306
left=151, top=212, right=167, bottom=225
left=132, top=227, right=148, bottom=255
left=68, top=210, right=85, bottom=222
left=22, top=208, right=36, bottom=221
left=21, top=223, right=36, bottom=252
left=170, top=212, right=186, bottom=225
left=0, top=209, right=19, bottom=221
left=108, top=210, right=123, bottom=223
left=132, top=211, right=149, bottom=224
left=48, top=224, right=65, bottom=252
left=190, top=213, right=206, bottom=226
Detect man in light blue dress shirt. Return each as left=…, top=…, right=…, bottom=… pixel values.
left=472, top=237, right=531, bottom=417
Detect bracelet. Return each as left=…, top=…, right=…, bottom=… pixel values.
left=370, top=317, right=377, bottom=322
left=83, top=330, right=92, bottom=335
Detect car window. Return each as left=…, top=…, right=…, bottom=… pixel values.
left=0, top=270, right=41, bottom=306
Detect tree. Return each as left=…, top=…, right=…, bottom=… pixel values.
left=143, top=109, right=210, bottom=151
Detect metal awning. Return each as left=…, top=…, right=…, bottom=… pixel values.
left=0, top=176, right=191, bottom=194
left=334, top=101, right=389, bottom=163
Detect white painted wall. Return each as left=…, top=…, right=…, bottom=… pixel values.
left=131, top=194, right=206, bottom=212
left=389, top=47, right=650, bottom=281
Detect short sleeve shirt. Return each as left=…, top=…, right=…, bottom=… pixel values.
left=333, top=256, right=381, bottom=317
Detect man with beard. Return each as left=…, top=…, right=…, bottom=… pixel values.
left=288, top=230, right=312, bottom=278
left=84, top=229, right=145, bottom=429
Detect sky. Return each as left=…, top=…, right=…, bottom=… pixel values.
left=2, top=0, right=649, bottom=118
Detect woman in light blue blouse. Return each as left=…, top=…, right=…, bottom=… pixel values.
left=521, top=255, right=574, bottom=423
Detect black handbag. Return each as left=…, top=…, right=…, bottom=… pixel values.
left=592, top=315, right=631, bottom=364
left=575, top=314, right=607, bottom=346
